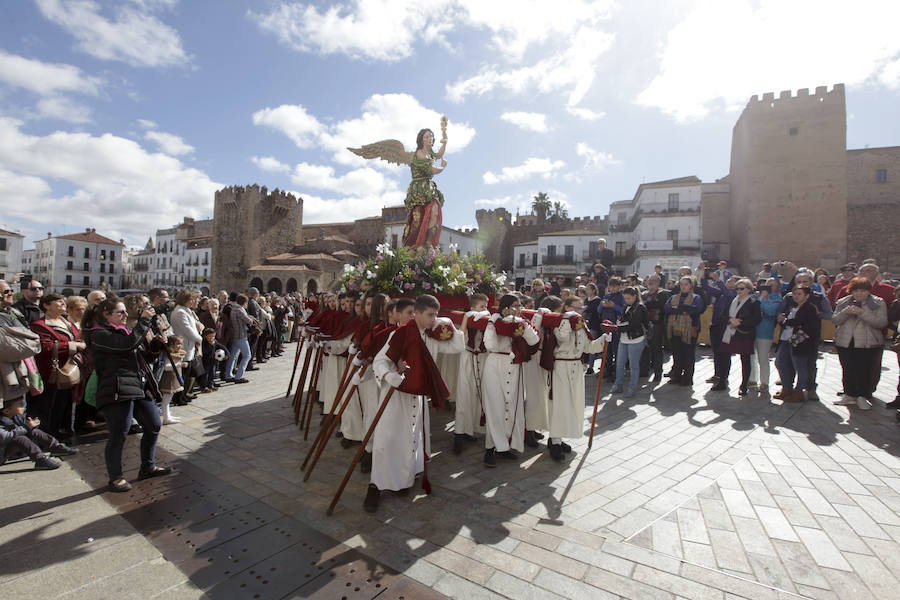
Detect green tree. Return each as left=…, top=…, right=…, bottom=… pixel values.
left=531, top=192, right=551, bottom=221
left=549, top=200, right=569, bottom=224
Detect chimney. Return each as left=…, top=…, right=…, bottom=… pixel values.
left=47, top=232, right=52, bottom=239
left=85, top=227, right=91, bottom=233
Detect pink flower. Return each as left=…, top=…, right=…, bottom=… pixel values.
left=403, top=282, right=412, bottom=290
left=423, top=282, right=431, bottom=290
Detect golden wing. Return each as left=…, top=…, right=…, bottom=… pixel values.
left=347, top=139, right=413, bottom=166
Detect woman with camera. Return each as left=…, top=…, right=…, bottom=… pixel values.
left=716, top=278, right=762, bottom=396
left=774, top=286, right=820, bottom=403
left=832, top=277, right=888, bottom=410
left=83, top=298, right=171, bottom=492
left=30, top=293, right=85, bottom=438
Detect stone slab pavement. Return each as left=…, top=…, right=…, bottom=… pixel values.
left=2, top=343, right=899, bottom=599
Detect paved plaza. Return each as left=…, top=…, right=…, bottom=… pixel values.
left=2, top=345, right=900, bottom=599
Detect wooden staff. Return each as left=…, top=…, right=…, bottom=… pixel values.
left=285, top=332, right=304, bottom=398
left=587, top=340, right=611, bottom=448
left=302, top=360, right=360, bottom=471
left=292, top=343, right=315, bottom=423
left=301, top=345, right=325, bottom=439
left=327, top=384, right=398, bottom=516
left=303, top=365, right=365, bottom=480
left=332, top=352, right=356, bottom=413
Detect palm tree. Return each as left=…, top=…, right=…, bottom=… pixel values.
left=549, top=200, right=568, bottom=224
left=531, top=192, right=551, bottom=221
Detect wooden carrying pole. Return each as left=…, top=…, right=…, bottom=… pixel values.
left=302, top=362, right=360, bottom=471
left=304, top=366, right=364, bottom=481
left=327, top=385, right=397, bottom=516
left=292, top=343, right=315, bottom=423
left=301, top=346, right=325, bottom=439
left=588, top=341, right=611, bottom=448
left=285, top=333, right=304, bottom=398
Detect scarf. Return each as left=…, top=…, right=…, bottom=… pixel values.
left=722, top=295, right=749, bottom=344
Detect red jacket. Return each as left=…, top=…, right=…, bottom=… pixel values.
left=30, top=318, right=83, bottom=381
left=837, top=280, right=895, bottom=308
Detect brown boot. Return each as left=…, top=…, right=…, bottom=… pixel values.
left=773, top=387, right=792, bottom=400
left=784, top=390, right=805, bottom=403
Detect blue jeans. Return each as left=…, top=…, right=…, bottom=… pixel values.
left=615, top=339, right=646, bottom=392
left=775, top=342, right=809, bottom=392
left=226, top=338, right=252, bottom=379
left=101, top=397, right=161, bottom=481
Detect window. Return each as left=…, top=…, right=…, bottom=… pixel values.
left=564, top=245, right=574, bottom=260
left=65, top=275, right=72, bottom=284
left=532, top=253, right=537, bottom=266
left=99, top=250, right=106, bottom=260
left=615, top=241, right=626, bottom=257
left=668, top=193, right=680, bottom=211
left=617, top=213, right=626, bottom=225
left=66, top=261, right=73, bottom=270
left=109, top=264, right=115, bottom=273
left=83, top=262, right=89, bottom=272
left=100, top=263, right=105, bottom=273
left=391, top=234, right=398, bottom=249
left=876, top=169, right=887, bottom=183
left=588, top=241, right=598, bottom=258
left=667, top=229, right=679, bottom=248
left=519, top=253, right=526, bottom=268
left=547, top=245, right=556, bottom=257
left=110, top=250, right=115, bottom=261
left=83, top=247, right=90, bottom=258
left=68, top=246, right=74, bottom=257
left=0, top=239, right=6, bottom=251
left=789, top=127, right=799, bottom=136
left=83, top=276, right=90, bottom=285
left=99, top=276, right=105, bottom=284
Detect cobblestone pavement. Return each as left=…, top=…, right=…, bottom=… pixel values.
left=4, top=345, right=899, bottom=599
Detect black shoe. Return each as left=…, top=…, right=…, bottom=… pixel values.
left=499, top=450, right=518, bottom=460
left=664, top=370, right=674, bottom=378
left=363, top=484, right=380, bottom=512
left=886, top=398, right=900, bottom=409
left=548, top=443, right=564, bottom=462
left=585, top=367, right=594, bottom=375
left=710, top=384, right=727, bottom=391
left=233, top=378, right=249, bottom=384
left=128, top=423, right=143, bottom=435
left=524, top=430, right=539, bottom=448
left=50, top=444, right=78, bottom=457
left=738, top=387, right=748, bottom=396
left=560, top=442, right=572, bottom=453
left=360, top=451, right=372, bottom=473
left=138, top=466, right=173, bottom=481
left=462, top=433, right=476, bottom=441
left=224, top=378, right=235, bottom=383
left=532, top=431, right=545, bottom=441
left=108, top=478, right=132, bottom=492
left=453, top=434, right=464, bottom=455
left=34, top=456, right=61, bottom=470
left=172, top=396, right=189, bottom=406
left=246, top=366, right=259, bottom=371
left=484, top=449, right=496, bottom=468
left=340, top=437, right=359, bottom=449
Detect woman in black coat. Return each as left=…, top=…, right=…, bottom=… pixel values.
left=774, top=286, right=821, bottom=403
left=716, top=278, right=762, bottom=396
left=83, top=298, right=171, bottom=492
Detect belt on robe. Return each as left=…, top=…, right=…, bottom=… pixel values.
left=556, top=357, right=582, bottom=361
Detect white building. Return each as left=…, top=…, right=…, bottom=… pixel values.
left=511, top=230, right=606, bottom=289
left=607, top=176, right=704, bottom=279
left=21, top=249, right=34, bottom=279
left=151, top=217, right=213, bottom=291
left=125, top=238, right=154, bottom=290
left=382, top=205, right=482, bottom=256
left=0, top=228, right=24, bottom=282
left=30, top=229, right=125, bottom=295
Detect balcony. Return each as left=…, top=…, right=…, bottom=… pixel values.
left=613, top=247, right=637, bottom=265
left=541, top=254, right=578, bottom=265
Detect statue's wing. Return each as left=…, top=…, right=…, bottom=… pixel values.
left=347, top=139, right=413, bottom=166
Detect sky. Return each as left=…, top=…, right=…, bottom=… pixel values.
left=1, top=0, right=900, bottom=249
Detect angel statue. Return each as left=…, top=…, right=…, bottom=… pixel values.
left=349, top=117, right=448, bottom=249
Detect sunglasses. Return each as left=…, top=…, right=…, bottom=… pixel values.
left=29, top=286, right=44, bottom=291
left=1, top=289, right=13, bottom=295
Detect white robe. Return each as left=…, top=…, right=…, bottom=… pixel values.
left=549, top=314, right=604, bottom=439
left=321, top=333, right=351, bottom=413
left=371, top=320, right=464, bottom=491
left=482, top=315, right=540, bottom=453
left=523, top=309, right=551, bottom=432
left=437, top=351, right=460, bottom=402
left=454, top=311, right=490, bottom=437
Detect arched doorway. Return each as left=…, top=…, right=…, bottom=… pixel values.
left=306, top=278, right=318, bottom=295
left=267, top=277, right=282, bottom=294
left=61, top=288, right=74, bottom=297
left=79, top=289, right=91, bottom=297
left=286, top=278, right=298, bottom=293
left=249, top=277, right=263, bottom=292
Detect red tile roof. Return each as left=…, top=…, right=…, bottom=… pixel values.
left=56, top=231, right=124, bottom=246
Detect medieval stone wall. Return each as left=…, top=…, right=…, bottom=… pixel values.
left=300, top=215, right=384, bottom=257
left=847, top=147, right=900, bottom=272
left=211, top=185, right=303, bottom=292
left=729, top=85, right=848, bottom=273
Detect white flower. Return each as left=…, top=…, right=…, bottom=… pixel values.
left=434, top=284, right=442, bottom=293
left=366, top=270, right=376, bottom=279
left=343, top=263, right=355, bottom=275
left=495, top=273, right=507, bottom=286
left=448, top=242, right=459, bottom=253
left=375, top=242, right=395, bottom=257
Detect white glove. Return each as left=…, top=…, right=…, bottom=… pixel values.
left=601, top=332, right=613, bottom=344
left=384, top=371, right=405, bottom=389
left=348, top=343, right=358, bottom=355
left=350, top=371, right=362, bottom=386
left=322, top=342, right=333, bottom=353
left=351, top=355, right=363, bottom=368
left=434, top=316, right=451, bottom=328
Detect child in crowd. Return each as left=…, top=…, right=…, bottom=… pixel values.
left=600, top=277, right=625, bottom=380
left=454, top=293, right=490, bottom=454
left=159, top=335, right=187, bottom=425
left=1, top=398, right=77, bottom=470
left=200, top=327, right=228, bottom=393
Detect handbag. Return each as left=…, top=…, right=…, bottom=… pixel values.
left=190, top=353, right=206, bottom=378
left=789, top=328, right=809, bottom=348
left=49, top=339, right=81, bottom=389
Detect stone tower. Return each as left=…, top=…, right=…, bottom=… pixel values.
left=211, top=185, right=303, bottom=292
left=729, top=84, right=847, bottom=272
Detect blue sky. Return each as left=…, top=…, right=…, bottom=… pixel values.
left=1, top=0, right=899, bottom=249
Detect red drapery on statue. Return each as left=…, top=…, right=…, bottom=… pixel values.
left=403, top=199, right=442, bottom=248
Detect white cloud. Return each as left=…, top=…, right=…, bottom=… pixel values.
left=567, top=106, right=605, bottom=121
left=500, top=111, right=548, bottom=133
left=474, top=196, right=514, bottom=206
left=252, top=156, right=291, bottom=173
left=144, top=130, right=194, bottom=156
left=576, top=142, right=621, bottom=170
left=35, top=0, right=188, bottom=68
left=250, top=0, right=457, bottom=62
left=483, top=157, right=566, bottom=185
left=252, top=104, right=324, bottom=149
left=291, top=162, right=396, bottom=196
left=291, top=190, right=406, bottom=223
left=137, top=119, right=158, bottom=129
left=0, top=117, right=220, bottom=243
left=638, top=0, right=900, bottom=121
left=35, top=96, right=93, bottom=123
left=446, top=26, right=615, bottom=108
left=0, top=50, right=101, bottom=96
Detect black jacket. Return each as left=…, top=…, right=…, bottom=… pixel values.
left=12, top=299, right=42, bottom=326
left=619, top=302, right=649, bottom=341
left=84, top=318, right=162, bottom=408
left=584, top=297, right=603, bottom=332
left=781, top=301, right=821, bottom=355
left=729, top=297, right=762, bottom=341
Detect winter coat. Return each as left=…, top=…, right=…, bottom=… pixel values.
left=0, top=413, right=34, bottom=464
left=0, top=320, right=41, bottom=403
left=832, top=295, right=888, bottom=349
left=727, top=297, right=762, bottom=342
left=84, top=319, right=161, bottom=409
left=780, top=301, right=821, bottom=355
left=170, top=305, right=203, bottom=361
left=30, top=318, right=82, bottom=387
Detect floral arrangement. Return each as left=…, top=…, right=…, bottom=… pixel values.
left=339, top=244, right=506, bottom=297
